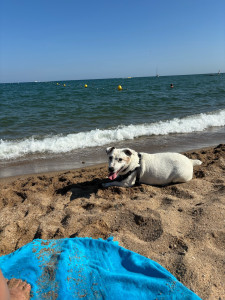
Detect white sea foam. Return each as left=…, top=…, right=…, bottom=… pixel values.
left=0, top=109, right=225, bottom=160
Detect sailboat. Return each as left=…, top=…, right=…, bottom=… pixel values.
left=208, top=70, right=221, bottom=76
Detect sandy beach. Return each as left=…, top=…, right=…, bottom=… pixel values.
left=0, top=144, right=224, bottom=299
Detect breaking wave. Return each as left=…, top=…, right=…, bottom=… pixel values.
left=1, top=109, right=225, bottom=160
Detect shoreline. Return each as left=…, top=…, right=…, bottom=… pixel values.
left=1, top=127, right=224, bottom=179
left=0, top=143, right=220, bottom=184
left=0, top=143, right=225, bottom=299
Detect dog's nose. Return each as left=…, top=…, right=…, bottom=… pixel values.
left=108, top=167, right=114, bottom=173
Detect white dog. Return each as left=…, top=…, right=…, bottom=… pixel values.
left=103, top=147, right=202, bottom=187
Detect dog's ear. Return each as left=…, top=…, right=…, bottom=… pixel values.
left=106, top=147, right=115, bottom=154
left=123, top=149, right=132, bottom=156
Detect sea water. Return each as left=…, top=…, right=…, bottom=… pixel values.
left=0, top=74, right=225, bottom=177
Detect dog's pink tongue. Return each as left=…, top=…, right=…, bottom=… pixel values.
left=108, top=172, right=118, bottom=180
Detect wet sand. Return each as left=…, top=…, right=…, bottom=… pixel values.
left=0, top=144, right=224, bottom=299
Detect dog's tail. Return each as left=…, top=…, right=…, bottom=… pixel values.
left=191, top=159, right=202, bottom=166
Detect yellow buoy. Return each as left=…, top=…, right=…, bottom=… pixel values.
left=84, top=84, right=88, bottom=88
left=57, top=83, right=59, bottom=85
left=63, top=84, right=66, bottom=87
left=117, top=85, right=123, bottom=91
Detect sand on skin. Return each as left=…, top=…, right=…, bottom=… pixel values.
left=0, top=144, right=224, bottom=300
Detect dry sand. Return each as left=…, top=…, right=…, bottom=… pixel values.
left=0, top=144, right=224, bottom=299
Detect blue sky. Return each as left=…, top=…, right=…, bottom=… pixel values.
left=1, top=0, right=225, bottom=83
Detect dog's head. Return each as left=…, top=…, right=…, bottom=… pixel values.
left=106, top=147, right=134, bottom=180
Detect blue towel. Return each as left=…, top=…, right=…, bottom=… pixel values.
left=0, top=237, right=201, bottom=299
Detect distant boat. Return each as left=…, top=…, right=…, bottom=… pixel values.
left=208, top=70, right=221, bottom=76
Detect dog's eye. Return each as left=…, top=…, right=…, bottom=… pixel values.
left=118, top=158, right=123, bottom=162
left=109, top=156, right=113, bottom=161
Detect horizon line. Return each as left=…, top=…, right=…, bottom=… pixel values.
left=0, top=71, right=223, bottom=84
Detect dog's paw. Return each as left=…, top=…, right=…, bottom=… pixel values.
left=102, top=182, right=110, bottom=188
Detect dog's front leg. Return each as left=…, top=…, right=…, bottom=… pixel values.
left=102, top=173, right=137, bottom=188
left=102, top=181, right=127, bottom=188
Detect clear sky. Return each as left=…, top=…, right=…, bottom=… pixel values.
left=1, top=0, right=225, bottom=83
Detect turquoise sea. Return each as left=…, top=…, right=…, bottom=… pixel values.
left=0, top=74, right=225, bottom=177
